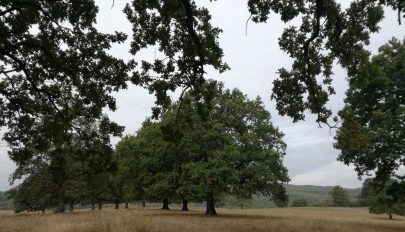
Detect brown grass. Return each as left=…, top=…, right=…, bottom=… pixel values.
left=0, top=207, right=404, bottom=232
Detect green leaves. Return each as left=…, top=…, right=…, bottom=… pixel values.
left=248, top=0, right=403, bottom=124
left=125, top=0, right=228, bottom=117
left=335, top=38, right=405, bottom=182
left=330, top=185, right=350, bottom=207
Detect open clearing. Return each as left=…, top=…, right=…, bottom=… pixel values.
left=0, top=207, right=404, bottom=232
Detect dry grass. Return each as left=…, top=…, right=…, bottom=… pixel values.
left=0, top=207, right=404, bottom=232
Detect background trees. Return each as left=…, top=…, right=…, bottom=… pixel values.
left=330, top=186, right=350, bottom=207
left=291, top=198, right=309, bottom=208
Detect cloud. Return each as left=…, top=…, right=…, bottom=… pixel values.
left=291, top=161, right=363, bottom=188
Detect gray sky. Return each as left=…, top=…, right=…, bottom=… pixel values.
left=0, top=0, right=404, bottom=190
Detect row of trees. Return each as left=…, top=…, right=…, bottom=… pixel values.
left=6, top=116, right=122, bottom=213
left=6, top=81, right=290, bottom=215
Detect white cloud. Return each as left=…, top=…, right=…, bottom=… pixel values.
left=291, top=161, right=363, bottom=188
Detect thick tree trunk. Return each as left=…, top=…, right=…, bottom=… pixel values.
left=142, top=201, right=146, bottom=208
left=205, top=190, right=217, bottom=216
left=115, top=200, right=119, bottom=209
left=68, top=198, right=74, bottom=212
left=182, top=199, right=189, bottom=211
left=91, top=200, right=95, bottom=210
left=162, top=198, right=170, bottom=210
left=55, top=186, right=65, bottom=213
left=125, top=200, right=129, bottom=209
left=389, top=213, right=393, bottom=220
left=98, top=199, right=103, bottom=210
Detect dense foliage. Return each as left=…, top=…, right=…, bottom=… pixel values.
left=360, top=178, right=405, bottom=219
left=335, top=39, right=405, bottom=214
left=114, top=81, right=290, bottom=215
left=1, top=0, right=129, bottom=212
left=330, top=185, right=350, bottom=207
left=291, top=198, right=309, bottom=207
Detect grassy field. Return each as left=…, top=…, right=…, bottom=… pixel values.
left=0, top=207, right=404, bottom=232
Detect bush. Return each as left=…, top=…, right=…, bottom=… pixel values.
left=291, top=198, right=309, bottom=207
left=312, top=200, right=333, bottom=207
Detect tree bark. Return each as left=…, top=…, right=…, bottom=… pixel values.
left=142, top=201, right=146, bottom=208
left=115, top=200, right=119, bottom=209
left=182, top=199, right=189, bottom=211
left=125, top=200, right=129, bottom=209
left=205, top=190, right=217, bottom=216
left=162, top=198, right=170, bottom=210
left=91, top=200, right=95, bottom=210
left=98, top=199, right=103, bottom=210
left=55, top=186, right=65, bottom=213
left=68, top=198, right=74, bottom=212
left=389, top=213, right=393, bottom=220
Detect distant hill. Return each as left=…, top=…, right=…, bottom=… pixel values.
left=285, top=184, right=361, bottom=204
left=248, top=184, right=361, bottom=208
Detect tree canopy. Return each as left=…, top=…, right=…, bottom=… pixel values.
left=330, top=185, right=350, bottom=207
left=113, top=81, right=289, bottom=215
left=335, top=38, right=405, bottom=186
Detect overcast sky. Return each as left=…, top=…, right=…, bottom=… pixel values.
left=0, top=0, right=404, bottom=191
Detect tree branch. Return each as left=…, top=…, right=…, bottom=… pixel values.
left=398, top=0, right=403, bottom=25
left=179, top=0, right=205, bottom=83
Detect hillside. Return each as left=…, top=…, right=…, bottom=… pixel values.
left=286, top=184, right=361, bottom=204
left=246, top=184, right=361, bottom=208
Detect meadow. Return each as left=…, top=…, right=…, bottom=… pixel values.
left=0, top=207, right=404, bottom=232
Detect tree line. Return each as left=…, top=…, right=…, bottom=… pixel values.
left=6, top=81, right=290, bottom=215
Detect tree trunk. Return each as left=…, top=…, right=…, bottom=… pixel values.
left=142, top=201, right=146, bottom=208
left=162, top=198, right=170, bottom=210
left=91, top=200, right=95, bottom=210
left=205, top=190, right=217, bottom=216
left=125, top=200, right=129, bottom=209
left=68, top=198, right=74, bottom=212
left=42, top=209, right=45, bottom=214
left=182, top=199, right=189, bottom=211
left=389, top=213, right=393, bottom=220
left=115, top=200, right=119, bottom=209
left=55, top=186, right=65, bottom=213
left=98, top=199, right=103, bottom=210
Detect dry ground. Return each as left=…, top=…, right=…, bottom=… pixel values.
left=0, top=207, right=404, bottom=232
